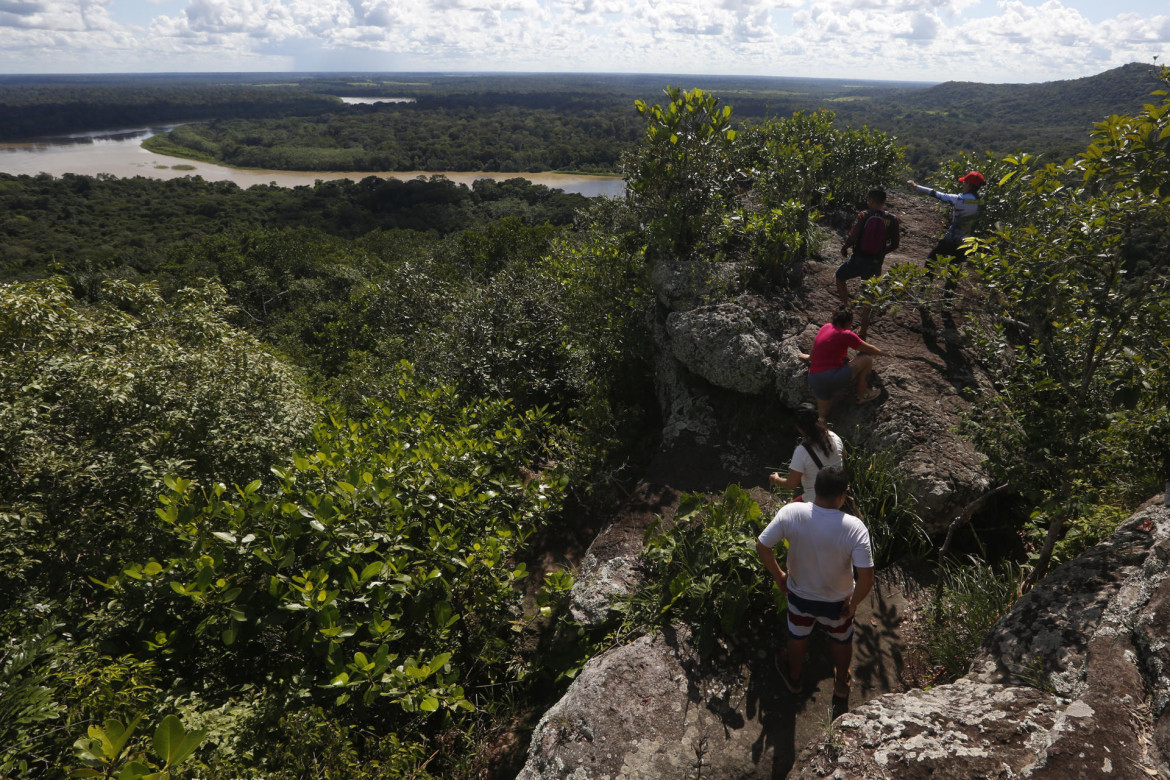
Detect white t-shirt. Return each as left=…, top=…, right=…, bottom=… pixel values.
left=758, top=502, right=873, bottom=603
left=789, top=430, right=844, bottom=504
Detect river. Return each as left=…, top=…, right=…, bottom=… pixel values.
left=0, top=122, right=626, bottom=198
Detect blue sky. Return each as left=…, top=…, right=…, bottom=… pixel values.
left=1, top=0, right=1166, bottom=83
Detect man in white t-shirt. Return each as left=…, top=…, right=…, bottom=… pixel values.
left=756, top=466, right=874, bottom=700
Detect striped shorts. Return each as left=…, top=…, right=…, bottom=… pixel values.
left=786, top=591, right=854, bottom=643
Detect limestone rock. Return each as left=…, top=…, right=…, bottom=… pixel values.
left=567, top=483, right=680, bottom=629
left=791, top=679, right=1064, bottom=779
left=569, top=552, right=641, bottom=627
left=666, top=304, right=775, bottom=395
left=516, top=627, right=776, bottom=780
left=791, top=498, right=1170, bottom=779
left=650, top=260, right=740, bottom=311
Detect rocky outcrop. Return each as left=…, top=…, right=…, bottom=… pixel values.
left=647, top=241, right=991, bottom=530
left=516, top=627, right=780, bottom=780
left=527, top=569, right=917, bottom=780
left=790, top=497, right=1170, bottom=779
left=568, top=483, right=681, bottom=628
left=666, top=304, right=776, bottom=396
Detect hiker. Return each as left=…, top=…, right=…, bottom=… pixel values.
left=802, top=309, right=885, bottom=421
left=906, top=171, right=984, bottom=294
left=756, top=465, right=874, bottom=700
left=836, top=187, right=900, bottom=338
left=769, top=403, right=843, bottom=503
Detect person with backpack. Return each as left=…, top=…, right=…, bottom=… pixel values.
left=906, top=171, right=984, bottom=296
left=769, top=403, right=844, bottom=503
left=835, top=188, right=901, bottom=338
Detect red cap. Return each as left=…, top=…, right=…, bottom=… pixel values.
left=958, top=171, right=985, bottom=187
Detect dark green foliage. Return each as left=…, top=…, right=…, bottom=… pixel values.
left=144, top=103, right=640, bottom=173
left=0, top=277, right=315, bottom=609
left=0, top=79, right=340, bottom=141
left=98, top=368, right=566, bottom=774
left=737, top=109, right=904, bottom=211
left=926, top=558, right=1023, bottom=682
left=624, top=87, right=742, bottom=265
left=845, top=442, right=929, bottom=568
left=624, top=90, right=903, bottom=285
left=626, top=486, right=777, bottom=659
left=0, top=172, right=587, bottom=282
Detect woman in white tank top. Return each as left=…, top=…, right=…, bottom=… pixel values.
left=769, top=403, right=844, bottom=503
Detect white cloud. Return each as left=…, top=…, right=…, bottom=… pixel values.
left=0, top=0, right=1165, bottom=80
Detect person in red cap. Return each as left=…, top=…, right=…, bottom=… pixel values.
left=906, top=171, right=985, bottom=295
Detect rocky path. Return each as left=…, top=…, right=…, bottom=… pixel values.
left=518, top=186, right=989, bottom=779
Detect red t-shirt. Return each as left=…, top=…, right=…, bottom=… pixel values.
left=809, top=324, right=862, bottom=374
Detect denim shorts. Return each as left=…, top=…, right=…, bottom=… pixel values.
left=808, top=364, right=854, bottom=400
left=835, top=254, right=883, bottom=281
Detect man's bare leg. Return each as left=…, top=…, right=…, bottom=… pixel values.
left=787, top=635, right=809, bottom=687
left=835, top=278, right=850, bottom=307
left=830, top=639, right=853, bottom=698
left=858, top=305, right=872, bottom=340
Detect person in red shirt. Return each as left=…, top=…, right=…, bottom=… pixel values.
left=802, top=309, right=885, bottom=421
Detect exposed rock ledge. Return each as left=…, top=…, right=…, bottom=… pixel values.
left=791, top=497, right=1170, bottom=779
left=522, top=498, right=1170, bottom=780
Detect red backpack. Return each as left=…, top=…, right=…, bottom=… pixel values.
left=856, top=210, right=891, bottom=257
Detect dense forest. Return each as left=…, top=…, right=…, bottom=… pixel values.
left=0, top=78, right=342, bottom=141
left=111, top=63, right=1167, bottom=175
left=1, top=67, right=1168, bottom=778
left=0, top=173, right=587, bottom=280
left=142, top=104, right=640, bottom=173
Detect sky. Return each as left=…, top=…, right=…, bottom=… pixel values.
left=0, top=0, right=1166, bottom=83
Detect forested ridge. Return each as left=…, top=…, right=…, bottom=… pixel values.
left=0, top=81, right=341, bottom=141
left=123, top=63, right=1163, bottom=175
left=1, top=67, right=1168, bottom=778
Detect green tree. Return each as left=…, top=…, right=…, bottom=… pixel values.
left=623, top=87, right=741, bottom=265
left=877, top=68, right=1170, bottom=585
left=0, top=277, right=315, bottom=615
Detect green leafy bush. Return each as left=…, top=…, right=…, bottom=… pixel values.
left=844, top=441, right=930, bottom=568
left=626, top=485, right=776, bottom=658
left=97, top=365, right=565, bottom=772
left=1023, top=502, right=1128, bottom=570
left=926, top=557, right=1022, bottom=682
left=624, top=87, right=741, bottom=266
left=0, top=277, right=315, bottom=611
left=738, top=109, right=905, bottom=211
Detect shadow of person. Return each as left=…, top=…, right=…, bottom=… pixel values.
left=741, top=641, right=805, bottom=779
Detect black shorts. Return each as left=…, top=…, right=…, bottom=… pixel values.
left=835, top=253, right=883, bottom=281
left=928, top=238, right=967, bottom=263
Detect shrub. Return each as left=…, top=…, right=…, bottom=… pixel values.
left=925, top=557, right=1022, bottom=682
left=844, top=441, right=930, bottom=568
left=626, top=485, right=777, bottom=658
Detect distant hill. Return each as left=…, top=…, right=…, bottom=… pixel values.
left=836, top=63, right=1164, bottom=172
left=899, top=63, right=1159, bottom=121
